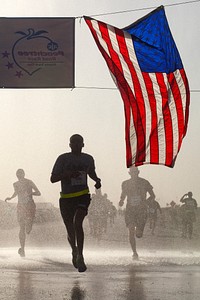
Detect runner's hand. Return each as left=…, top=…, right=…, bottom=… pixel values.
left=95, top=179, right=101, bottom=189
left=5, top=197, right=11, bottom=202
left=119, top=200, right=124, bottom=207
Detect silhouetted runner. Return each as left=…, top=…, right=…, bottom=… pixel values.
left=119, top=167, right=155, bottom=259
left=147, top=198, right=162, bottom=235
left=50, top=134, right=101, bottom=272
left=5, top=169, right=41, bottom=257
left=180, top=192, right=197, bottom=239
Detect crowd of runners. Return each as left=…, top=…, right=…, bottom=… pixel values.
left=3, top=134, right=198, bottom=273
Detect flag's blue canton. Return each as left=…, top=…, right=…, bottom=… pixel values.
left=124, top=7, right=183, bottom=74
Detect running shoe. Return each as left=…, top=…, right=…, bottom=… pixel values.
left=76, top=254, right=87, bottom=272
left=132, top=252, right=139, bottom=260
left=18, top=248, right=25, bottom=257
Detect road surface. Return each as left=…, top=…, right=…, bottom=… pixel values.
left=0, top=247, right=199, bottom=299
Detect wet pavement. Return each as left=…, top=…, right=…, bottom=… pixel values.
left=0, top=248, right=199, bottom=300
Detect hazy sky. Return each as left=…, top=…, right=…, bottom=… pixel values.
left=0, top=0, right=200, bottom=207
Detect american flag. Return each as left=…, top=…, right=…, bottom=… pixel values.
left=84, top=6, right=190, bottom=168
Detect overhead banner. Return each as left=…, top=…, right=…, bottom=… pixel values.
left=0, top=18, right=75, bottom=88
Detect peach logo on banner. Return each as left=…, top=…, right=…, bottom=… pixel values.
left=9, top=28, right=62, bottom=76
left=0, top=18, right=75, bottom=88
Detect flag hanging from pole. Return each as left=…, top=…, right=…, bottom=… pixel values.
left=84, top=6, right=190, bottom=168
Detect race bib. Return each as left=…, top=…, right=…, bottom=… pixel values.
left=71, top=171, right=87, bottom=186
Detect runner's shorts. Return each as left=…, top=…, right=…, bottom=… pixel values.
left=17, top=201, right=36, bottom=224
left=125, top=203, right=148, bottom=233
left=59, top=193, right=91, bottom=223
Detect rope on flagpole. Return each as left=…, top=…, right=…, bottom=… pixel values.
left=76, top=0, right=200, bottom=18
left=74, top=87, right=200, bottom=93
left=75, top=86, right=117, bottom=90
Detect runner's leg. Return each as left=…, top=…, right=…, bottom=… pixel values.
left=26, top=201, right=36, bottom=234
left=188, top=222, right=193, bottom=239
left=64, top=219, right=76, bottom=252
left=74, top=208, right=87, bottom=256
left=128, top=224, right=138, bottom=258
left=19, top=221, right=26, bottom=255
left=181, top=219, right=187, bottom=238
left=60, top=200, right=77, bottom=252
left=151, top=218, right=156, bottom=235
left=74, top=207, right=88, bottom=272
left=136, top=207, right=147, bottom=238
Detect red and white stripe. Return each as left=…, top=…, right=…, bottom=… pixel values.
left=84, top=17, right=190, bottom=168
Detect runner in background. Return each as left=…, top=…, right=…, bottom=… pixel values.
left=5, top=169, right=41, bottom=257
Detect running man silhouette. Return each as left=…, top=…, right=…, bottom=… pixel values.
left=180, top=192, right=197, bottom=239
left=5, top=169, right=41, bottom=257
left=147, top=198, right=162, bottom=235
left=119, top=167, right=155, bottom=259
left=50, top=134, right=101, bottom=272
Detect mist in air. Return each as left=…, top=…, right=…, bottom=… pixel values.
left=1, top=196, right=200, bottom=266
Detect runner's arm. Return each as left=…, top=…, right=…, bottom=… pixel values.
left=119, top=183, right=126, bottom=207
left=158, top=202, right=162, bottom=214
left=194, top=199, right=198, bottom=209
left=5, top=190, right=17, bottom=202
left=88, top=169, right=101, bottom=189
left=31, top=181, right=41, bottom=196
left=180, top=194, right=187, bottom=203
left=146, top=188, right=155, bottom=201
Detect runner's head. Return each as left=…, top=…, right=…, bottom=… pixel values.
left=188, top=191, right=193, bottom=198
left=129, top=166, right=139, bottom=178
left=16, top=169, right=25, bottom=180
left=69, top=134, right=84, bottom=154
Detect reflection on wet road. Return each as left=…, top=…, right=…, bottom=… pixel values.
left=0, top=248, right=199, bottom=300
